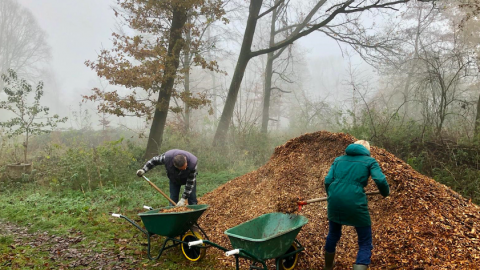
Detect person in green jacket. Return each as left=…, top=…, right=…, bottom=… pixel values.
left=323, top=140, right=390, bottom=270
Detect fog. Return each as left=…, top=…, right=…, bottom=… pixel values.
left=0, top=0, right=376, bottom=133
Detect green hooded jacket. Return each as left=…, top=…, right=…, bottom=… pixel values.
left=325, top=144, right=390, bottom=227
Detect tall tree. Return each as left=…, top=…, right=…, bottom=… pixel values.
left=352, top=1, right=477, bottom=139
left=261, top=0, right=282, bottom=134
left=85, top=0, right=225, bottom=159
left=213, top=0, right=434, bottom=146
left=261, top=0, right=328, bottom=133
left=360, top=2, right=440, bottom=127
left=452, top=0, right=480, bottom=138
left=175, top=7, right=226, bottom=132
left=0, top=0, right=50, bottom=87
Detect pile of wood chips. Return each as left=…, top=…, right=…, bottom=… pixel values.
left=199, top=131, right=480, bottom=269
left=158, top=206, right=193, bottom=213
left=275, top=191, right=300, bottom=214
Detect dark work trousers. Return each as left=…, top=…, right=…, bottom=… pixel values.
left=325, top=220, right=373, bottom=265
left=169, top=180, right=197, bottom=206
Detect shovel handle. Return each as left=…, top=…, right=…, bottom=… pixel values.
left=142, top=175, right=177, bottom=206
left=300, top=191, right=381, bottom=205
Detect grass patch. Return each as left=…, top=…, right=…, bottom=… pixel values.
left=0, top=170, right=243, bottom=269
left=0, top=244, right=51, bottom=269
left=0, top=235, right=13, bottom=245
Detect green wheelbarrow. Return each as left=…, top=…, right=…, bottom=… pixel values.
left=112, top=204, right=209, bottom=262
left=188, top=212, right=308, bottom=270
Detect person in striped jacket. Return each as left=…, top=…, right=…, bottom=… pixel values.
left=137, top=149, right=198, bottom=207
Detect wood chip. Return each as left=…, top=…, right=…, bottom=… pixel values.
left=198, top=131, right=480, bottom=269
left=158, top=206, right=193, bottom=213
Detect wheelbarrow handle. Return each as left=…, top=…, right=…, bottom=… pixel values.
left=226, top=249, right=240, bottom=256
left=142, top=175, right=177, bottom=206
left=188, top=240, right=204, bottom=247
left=111, top=213, right=148, bottom=236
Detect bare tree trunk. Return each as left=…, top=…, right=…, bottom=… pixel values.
left=145, top=7, right=188, bottom=159
left=475, top=93, right=480, bottom=140
left=212, top=66, right=217, bottom=122
left=184, top=17, right=192, bottom=133
left=261, top=54, right=274, bottom=133
left=437, top=77, right=447, bottom=135
left=213, top=0, right=263, bottom=146
left=24, top=130, right=28, bottom=164
left=206, top=2, right=217, bottom=123
left=261, top=1, right=278, bottom=134
left=402, top=4, right=423, bottom=120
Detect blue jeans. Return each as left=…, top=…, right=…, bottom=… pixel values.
left=325, top=220, right=373, bottom=265
left=169, top=180, right=197, bottom=206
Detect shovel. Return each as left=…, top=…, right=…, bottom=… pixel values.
left=297, top=191, right=381, bottom=212
left=142, top=175, right=177, bottom=206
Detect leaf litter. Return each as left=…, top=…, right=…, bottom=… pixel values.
left=0, top=220, right=140, bottom=269
left=199, top=131, right=480, bottom=269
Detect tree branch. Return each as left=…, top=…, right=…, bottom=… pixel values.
left=271, top=87, right=291, bottom=93
left=274, top=23, right=304, bottom=35
left=250, top=0, right=417, bottom=58
left=250, top=0, right=353, bottom=57
left=258, top=0, right=286, bottom=19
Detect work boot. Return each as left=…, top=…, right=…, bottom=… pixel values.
left=353, top=264, right=368, bottom=270
left=323, top=251, right=335, bottom=270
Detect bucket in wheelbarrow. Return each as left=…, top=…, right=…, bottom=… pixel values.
left=139, top=204, right=209, bottom=237
left=225, top=212, right=308, bottom=261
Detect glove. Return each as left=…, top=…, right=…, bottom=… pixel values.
left=176, top=198, right=186, bottom=207
left=136, top=169, right=145, bottom=177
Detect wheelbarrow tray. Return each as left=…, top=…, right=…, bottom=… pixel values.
left=139, top=204, right=208, bottom=237
left=224, top=212, right=308, bottom=260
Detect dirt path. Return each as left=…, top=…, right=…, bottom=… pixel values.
left=0, top=220, right=141, bottom=269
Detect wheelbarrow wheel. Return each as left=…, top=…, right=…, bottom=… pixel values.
left=181, top=231, right=206, bottom=262
left=277, top=243, right=299, bottom=270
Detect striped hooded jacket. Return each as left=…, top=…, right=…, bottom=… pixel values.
left=142, top=149, right=197, bottom=200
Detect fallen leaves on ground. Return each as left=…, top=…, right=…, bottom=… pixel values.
left=0, top=220, right=140, bottom=269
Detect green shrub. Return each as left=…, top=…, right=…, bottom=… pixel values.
left=3, top=127, right=284, bottom=192
left=159, top=127, right=283, bottom=172
left=32, top=137, right=142, bottom=191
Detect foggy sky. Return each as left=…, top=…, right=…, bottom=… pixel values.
left=14, top=0, right=374, bottom=130
left=17, top=0, right=114, bottom=104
